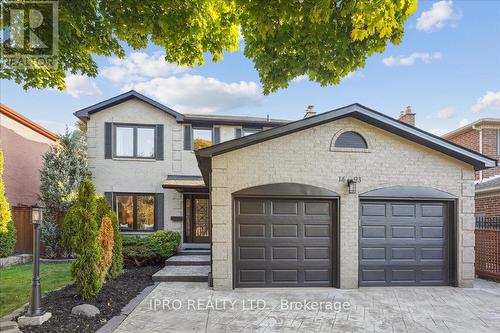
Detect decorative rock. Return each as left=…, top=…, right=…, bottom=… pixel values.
left=71, top=304, right=100, bottom=317
left=17, top=312, right=52, bottom=327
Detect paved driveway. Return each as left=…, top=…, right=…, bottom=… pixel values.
left=113, top=280, right=500, bottom=333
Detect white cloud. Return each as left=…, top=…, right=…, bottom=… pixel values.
left=101, top=52, right=188, bottom=83
left=64, top=74, right=101, bottom=97
left=471, top=91, right=500, bottom=113
left=458, top=118, right=470, bottom=127
left=416, top=1, right=461, bottom=32
left=292, top=75, right=308, bottom=83
left=35, top=120, right=75, bottom=135
left=383, top=52, right=441, bottom=66
left=429, top=128, right=451, bottom=136
left=435, top=107, right=456, bottom=119
left=124, top=75, right=262, bottom=114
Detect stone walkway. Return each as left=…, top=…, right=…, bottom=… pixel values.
left=113, top=280, right=500, bottom=333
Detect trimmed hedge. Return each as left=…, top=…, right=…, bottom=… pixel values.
left=122, top=230, right=181, bottom=267
left=0, top=219, right=16, bottom=258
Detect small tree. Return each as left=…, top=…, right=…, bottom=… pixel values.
left=62, top=179, right=101, bottom=299
left=40, top=129, right=89, bottom=258
left=96, top=197, right=123, bottom=278
left=0, top=150, right=16, bottom=257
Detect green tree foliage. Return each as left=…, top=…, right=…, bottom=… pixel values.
left=62, top=179, right=101, bottom=299
left=40, top=129, right=89, bottom=258
left=97, top=217, right=114, bottom=284
left=0, top=150, right=16, bottom=258
left=96, top=196, right=123, bottom=279
left=1, top=0, right=417, bottom=94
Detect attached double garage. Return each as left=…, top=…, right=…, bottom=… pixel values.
left=197, top=104, right=496, bottom=289
left=232, top=187, right=454, bottom=288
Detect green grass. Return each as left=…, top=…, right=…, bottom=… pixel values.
left=0, top=263, right=73, bottom=317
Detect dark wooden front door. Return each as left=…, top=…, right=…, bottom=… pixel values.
left=184, top=194, right=210, bottom=243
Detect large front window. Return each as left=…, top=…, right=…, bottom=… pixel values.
left=114, top=125, right=155, bottom=158
left=116, top=194, right=155, bottom=231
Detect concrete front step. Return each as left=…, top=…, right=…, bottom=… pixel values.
left=152, top=265, right=210, bottom=282
left=165, top=255, right=210, bottom=266
left=180, top=243, right=210, bottom=250
left=177, top=249, right=211, bottom=256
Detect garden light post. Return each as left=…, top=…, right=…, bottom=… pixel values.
left=18, top=204, right=51, bottom=327
left=28, top=205, right=44, bottom=317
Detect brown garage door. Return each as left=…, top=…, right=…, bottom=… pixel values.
left=234, top=198, right=335, bottom=287
left=359, top=201, right=449, bottom=286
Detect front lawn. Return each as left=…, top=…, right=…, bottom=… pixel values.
left=0, top=263, right=72, bottom=317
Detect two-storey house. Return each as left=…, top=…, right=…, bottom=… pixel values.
left=74, top=91, right=288, bottom=244
left=443, top=119, right=500, bottom=217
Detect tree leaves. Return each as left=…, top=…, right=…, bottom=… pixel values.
left=0, top=0, right=416, bottom=94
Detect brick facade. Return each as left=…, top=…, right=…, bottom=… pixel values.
left=476, top=193, right=500, bottom=217
left=210, top=117, right=476, bottom=290
left=481, top=129, right=500, bottom=179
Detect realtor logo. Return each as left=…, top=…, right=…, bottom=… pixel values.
left=1, top=0, right=58, bottom=68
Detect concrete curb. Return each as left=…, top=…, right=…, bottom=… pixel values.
left=96, top=283, right=158, bottom=333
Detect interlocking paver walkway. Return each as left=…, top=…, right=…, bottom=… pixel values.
left=113, top=279, right=500, bottom=333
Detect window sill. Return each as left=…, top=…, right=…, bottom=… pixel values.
left=120, top=230, right=156, bottom=235
left=112, top=157, right=157, bottom=162
left=331, top=148, right=371, bottom=153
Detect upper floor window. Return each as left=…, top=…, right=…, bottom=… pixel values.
left=334, top=131, right=368, bottom=149
left=192, top=127, right=213, bottom=150
left=114, top=124, right=156, bottom=158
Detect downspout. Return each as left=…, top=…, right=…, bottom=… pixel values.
left=474, top=124, right=483, bottom=181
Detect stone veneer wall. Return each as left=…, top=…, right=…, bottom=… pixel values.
left=210, top=117, right=476, bottom=290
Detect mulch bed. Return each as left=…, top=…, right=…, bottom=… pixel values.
left=20, top=265, right=161, bottom=333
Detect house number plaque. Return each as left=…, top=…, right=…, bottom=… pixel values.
left=338, top=176, right=362, bottom=183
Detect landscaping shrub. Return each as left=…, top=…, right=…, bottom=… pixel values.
left=0, top=150, right=16, bottom=258
left=96, top=196, right=123, bottom=278
left=122, top=230, right=181, bottom=267
left=63, top=179, right=101, bottom=299
left=98, top=217, right=114, bottom=284
left=0, top=219, right=16, bottom=258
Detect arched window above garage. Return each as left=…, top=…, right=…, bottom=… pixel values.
left=334, top=131, right=368, bottom=149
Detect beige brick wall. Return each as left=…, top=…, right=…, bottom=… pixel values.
left=87, top=99, right=201, bottom=236
left=210, top=117, right=475, bottom=289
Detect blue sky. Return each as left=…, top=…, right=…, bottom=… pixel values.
left=1, top=0, right=499, bottom=136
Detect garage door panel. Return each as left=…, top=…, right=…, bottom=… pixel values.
left=235, top=198, right=335, bottom=288
left=361, top=203, right=386, bottom=216
left=360, top=201, right=448, bottom=287
left=238, top=200, right=266, bottom=215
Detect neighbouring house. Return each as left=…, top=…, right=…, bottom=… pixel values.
left=75, top=93, right=496, bottom=289
left=443, top=119, right=500, bottom=217
left=0, top=104, right=58, bottom=253
left=73, top=90, right=287, bottom=243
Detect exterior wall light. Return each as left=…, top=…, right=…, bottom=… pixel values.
left=347, top=179, right=357, bottom=194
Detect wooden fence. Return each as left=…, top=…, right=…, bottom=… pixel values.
left=475, top=217, right=500, bottom=280
left=12, top=207, right=33, bottom=254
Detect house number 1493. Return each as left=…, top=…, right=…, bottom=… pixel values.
left=338, top=176, right=362, bottom=183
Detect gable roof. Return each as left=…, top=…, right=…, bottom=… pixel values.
left=74, top=90, right=183, bottom=120
left=73, top=90, right=289, bottom=126
left=196, top=103, right=497, bottom=179
left=0, top=104, right=58, bottom=141
left=442, top=118, right=500, bottom=139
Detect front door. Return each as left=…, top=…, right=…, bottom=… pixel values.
left=184, top=194, right=210, bottom=243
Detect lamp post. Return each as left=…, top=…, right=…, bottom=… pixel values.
left=28, top=204, right=44, bottom=317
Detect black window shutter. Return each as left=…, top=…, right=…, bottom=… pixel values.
left=235, top=128, right=242, bottom=138
left=183, top=125, right=192, bottom=150
left=155, top=193, right=164, bottom=230
left=105, top=123, right=112, bottom=159
left=104, top=192, right=113, bottom=207
left=156, top=125, right=164, bottom=160
left=213, top=127, right=221, bottom=144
